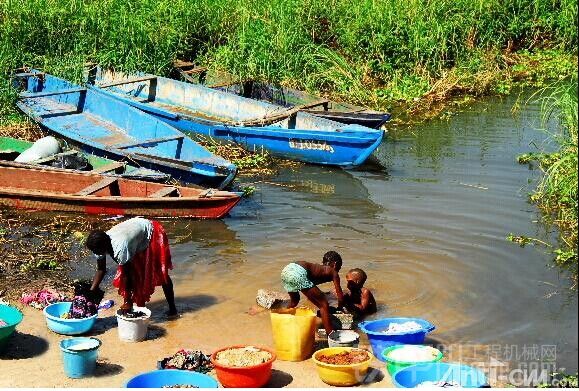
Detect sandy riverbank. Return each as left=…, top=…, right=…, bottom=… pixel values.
left=0, top=282, right=394, bottom=388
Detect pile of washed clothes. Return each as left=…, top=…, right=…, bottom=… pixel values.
left=159, top=350, right=214, bottom=373
left=20, top=288, right=67, bottom=310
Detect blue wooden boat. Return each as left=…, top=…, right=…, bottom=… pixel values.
left=14, top=71, right=237, bottom=189
left=173, top=62, right=391, bottom=129
left=90, top=70, right=386, bottom=167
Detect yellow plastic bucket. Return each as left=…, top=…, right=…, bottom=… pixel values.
left=270, top=307, right=316, bottom=361
left=312, top=347, right=374, bottom=386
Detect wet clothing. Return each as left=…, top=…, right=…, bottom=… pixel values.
left=281, top=263, right=314, bottom=292
left=106, top=217, right=153, bottom=265
left=68, top=281, right=104, bottom=319
left=112, top=220, right=172, bottom=306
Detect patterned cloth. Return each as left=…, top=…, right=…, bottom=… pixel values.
left=281, top=263, right=314, bottom=292
left=20, top=288, right=67, bottom=310
left=113, top=220, right=172, bottom=306
left=67, top=281, right=104, bottom=319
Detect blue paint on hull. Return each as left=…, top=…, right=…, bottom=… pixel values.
left=15, top=72, right=237, bottom=189
left=92, top=71, right=386, bottom=167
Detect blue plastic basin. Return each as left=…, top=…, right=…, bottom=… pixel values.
left=126, top=369, right=219, bottom=388
left=43, top=302, right=97, bottom=335
left=0, top=304, right=23, bottom=352
left=393, top=362, right=488, bottom=388
left=358, top=317, right=435, bottom=361
left=60, top=337, right=101, bottom=378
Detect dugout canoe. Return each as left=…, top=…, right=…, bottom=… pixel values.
left=173, top=62, right=391, bottom=129
left=0, top=166, right=241, bottom=219
left=14, top=71, right=237, bottom=189
left=0, top=136, right=171, bottom=182
left=90, top=69, right=386, bottom=167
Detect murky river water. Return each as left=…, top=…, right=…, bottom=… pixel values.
left=89, top=92, right=577, bottom=382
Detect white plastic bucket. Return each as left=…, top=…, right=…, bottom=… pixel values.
left=116, top=306, right=151, bottom=342
left=328, top=330, right=360, bottom=348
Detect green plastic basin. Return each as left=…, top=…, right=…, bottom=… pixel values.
left=382, top=345, right=443, bottom=376
left=0, top=304, right=24, bottom=352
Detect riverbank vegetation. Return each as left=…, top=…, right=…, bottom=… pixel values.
left=0, top=0, right=577, bottom=288
left=514, top=79, right=578, bottom=287
left=0, top=0, right=577, bottom=125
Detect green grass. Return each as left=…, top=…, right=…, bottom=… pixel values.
left=0, top=0, right=577, bottom=121
left=514, top=78, right=578, bottom=285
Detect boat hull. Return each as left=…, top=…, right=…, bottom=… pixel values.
left=0, top=166, right=241, bottom=219
left=174, top=65, right=391, bottom=129
left=0, top=192, right=239, bottom=218
left=91, top=73, right=386, bottom=167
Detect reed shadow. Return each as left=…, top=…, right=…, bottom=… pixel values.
left=362, top=367, right=385, bottom=385
left=148, top=294, right=218, bottom=322
left=0, top=331, right=49, bottom=360
left=266, top=369, right=293, bottom=388
left=94, top=360, right=124, bottom=377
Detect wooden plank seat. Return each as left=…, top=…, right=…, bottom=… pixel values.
left=148, top=186, right=179, bottom=198
left=114, top=135, right=184, bottom=149
left=75, top=177, right=118, bottom=196
left=19, top=88, right=86, bottom=99
left=238, top=99, right=330, bottom=126
left=98, top=75, right=157, bottom=88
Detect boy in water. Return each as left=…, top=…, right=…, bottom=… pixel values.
left=281, top=251, right=344, bottom=334
left=343, top=268, right=376, bottom=317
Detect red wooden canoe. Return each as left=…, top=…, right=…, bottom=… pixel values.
left=0, top=166, right=241, bottom=219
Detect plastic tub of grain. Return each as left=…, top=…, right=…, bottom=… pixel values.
left=0, top=304, right=23, bottom=352
left=116, top=306, right=151, bottom=342
left=312, top=347, right=374, bottom=386
left=382, top=345, right=443, bottom=375
left=211, top=345, right=276, bottom=388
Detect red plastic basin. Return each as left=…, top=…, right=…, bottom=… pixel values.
left=210, top=345, right=276, bottom=388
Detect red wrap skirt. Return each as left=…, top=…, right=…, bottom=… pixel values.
left=112, top=220, right=173, bottom=306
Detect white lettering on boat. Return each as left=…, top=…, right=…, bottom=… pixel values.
left=288, top=139, right=334, bottom=153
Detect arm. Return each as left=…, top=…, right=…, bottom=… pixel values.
left=287, top=292, right=300, bottom=308
left=332, top=271, right=345, bottom=308
left=90, top=255, right=107, bottom=291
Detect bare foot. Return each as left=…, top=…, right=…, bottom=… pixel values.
left=166, top=310, right=179, bottom=320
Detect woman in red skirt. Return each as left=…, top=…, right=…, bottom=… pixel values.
left=85, top=217, right=177, bottom=317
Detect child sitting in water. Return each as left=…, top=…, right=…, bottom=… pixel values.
left=343, top=268, right=377, bottom=317
left=281, top=251, right=345, bottom=334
